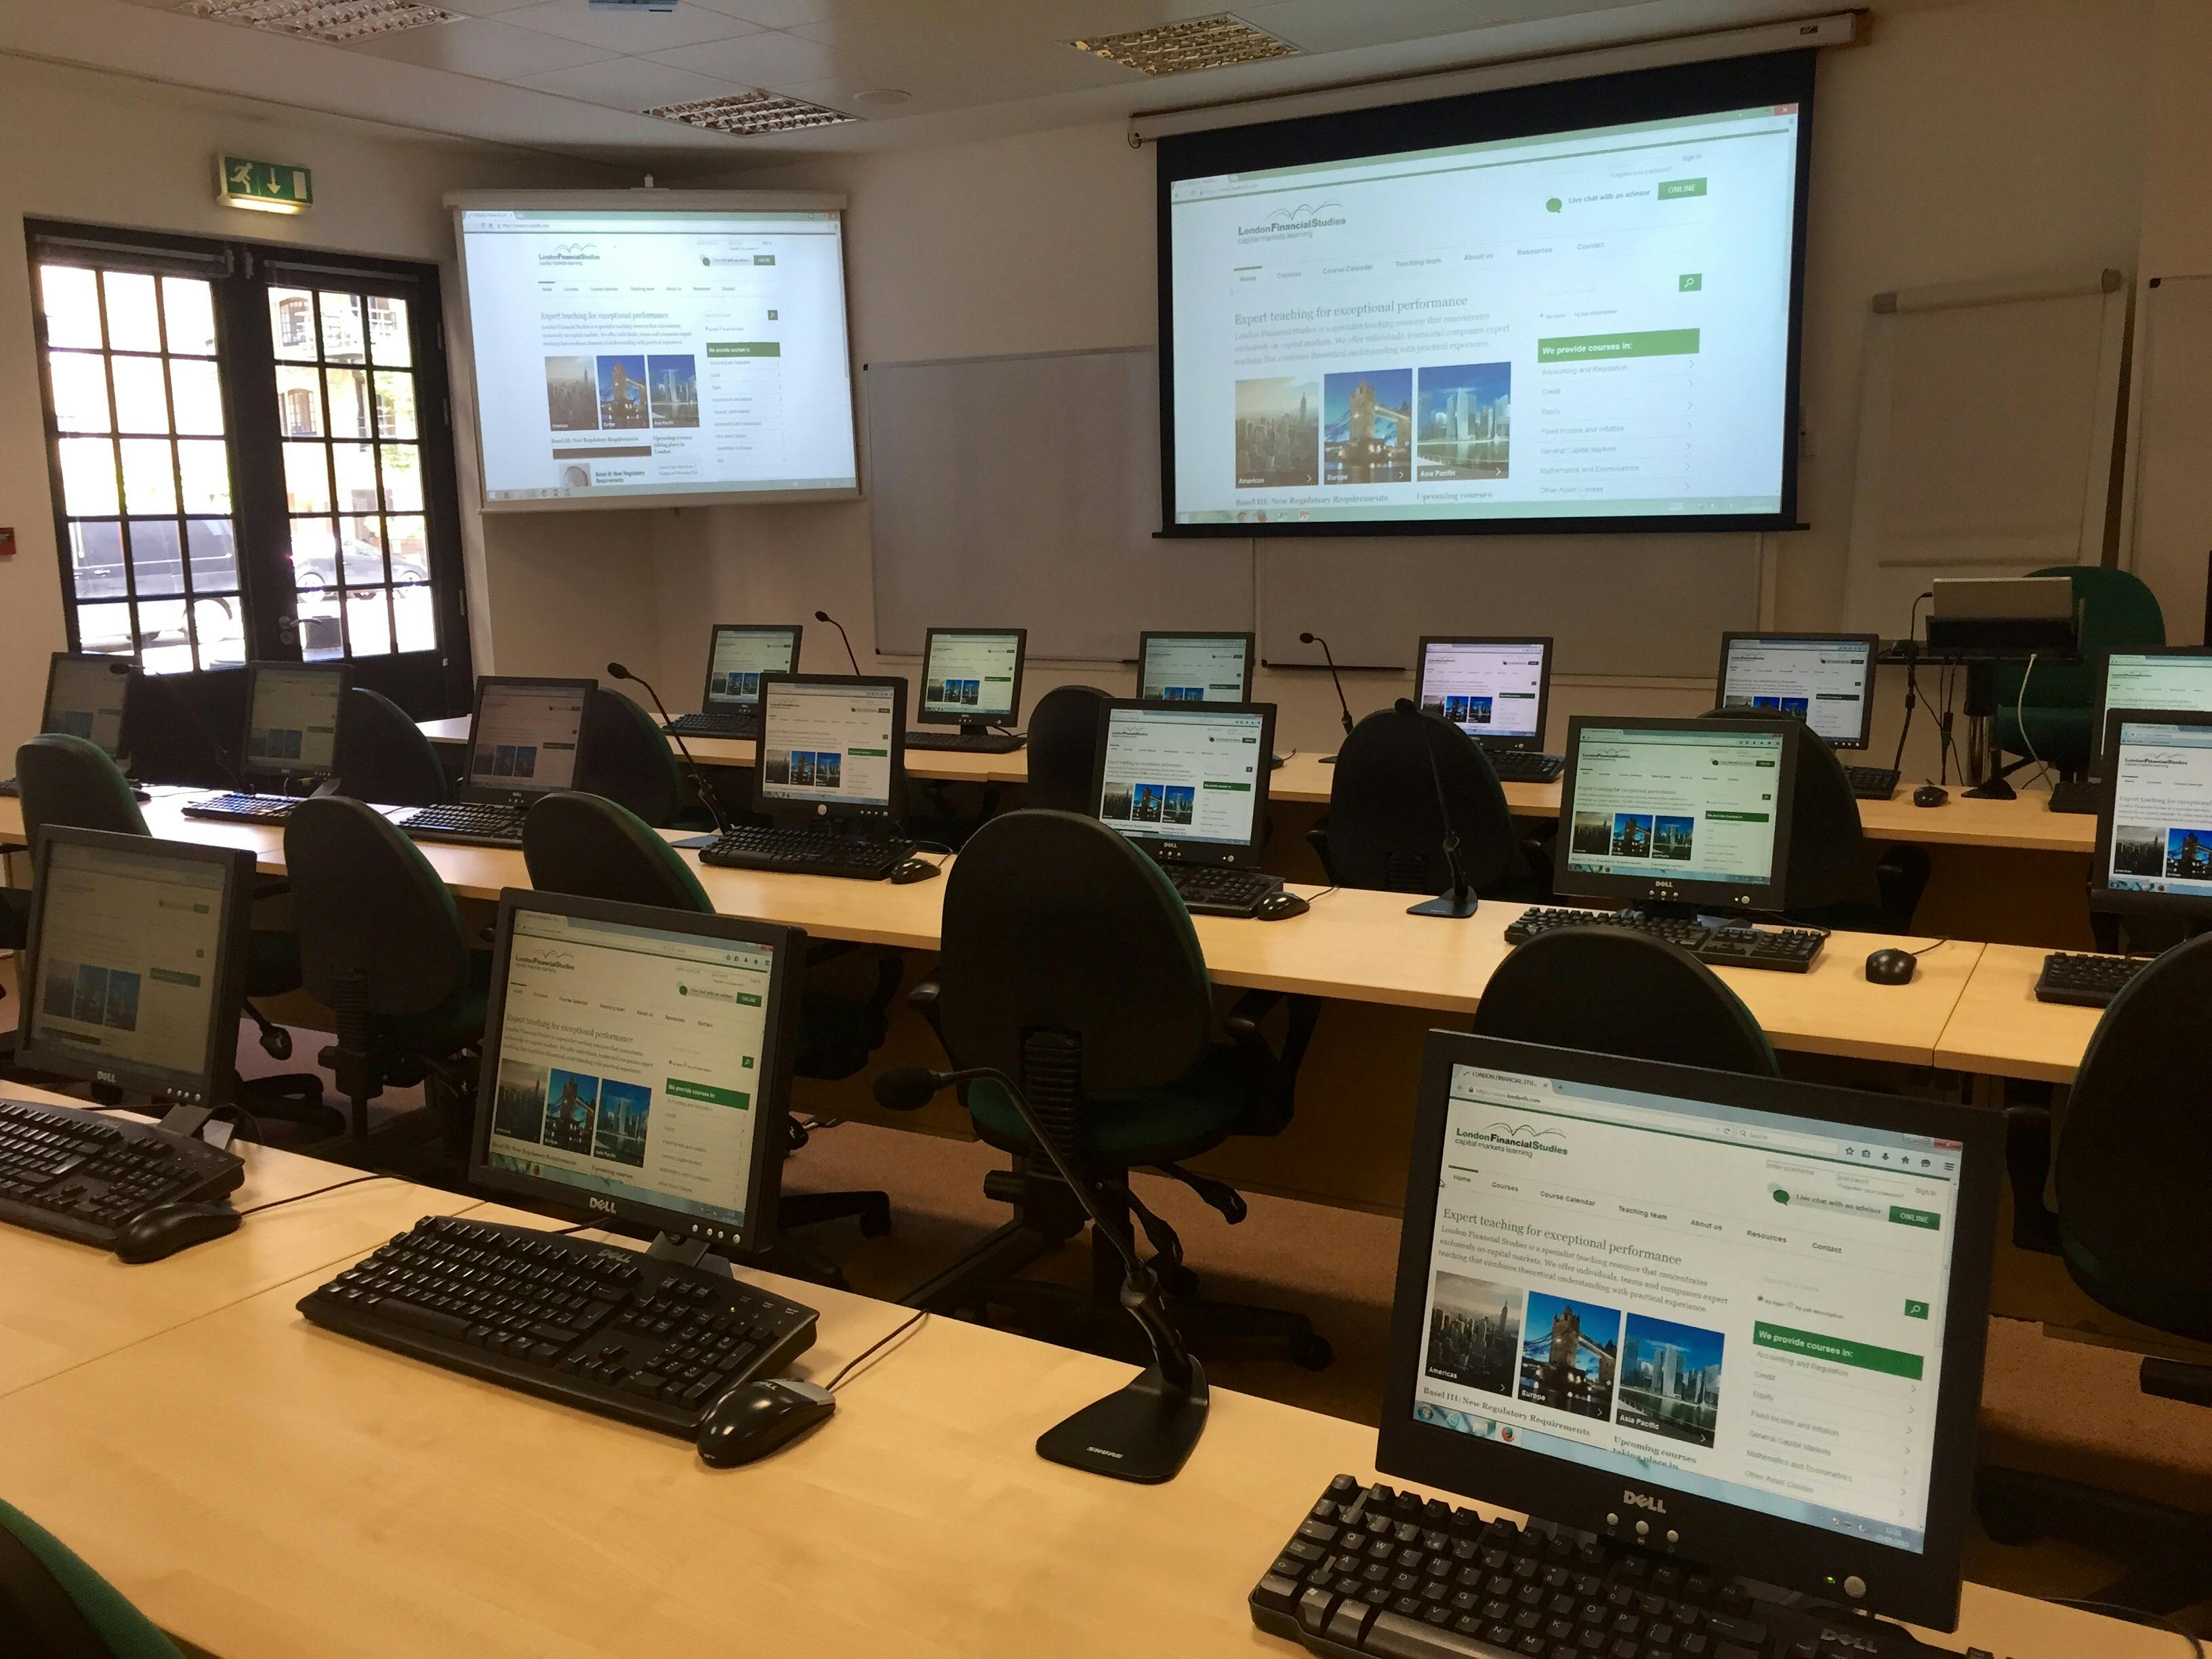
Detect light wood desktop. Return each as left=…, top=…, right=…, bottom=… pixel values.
left=0, top=1197, right=2167, bottom=1659
left=417, top=713, right=1025, bottom=787
left=1934, top=943, right=2105, bottom=1084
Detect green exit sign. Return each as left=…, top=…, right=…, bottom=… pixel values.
left=216, top=155, right=312, bottom=216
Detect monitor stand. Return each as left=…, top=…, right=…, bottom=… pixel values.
left=956, top=718, right=994, bottom=738
left=155, top=1101, right=234, bottom=1151
left=645, top=1228, right=848, bottom=1292
left=645, top=1232, right=732, bottom=1279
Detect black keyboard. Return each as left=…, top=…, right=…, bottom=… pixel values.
left=697, top=825, right=913, bottom=880
left=1843, top=765, right=1900, bottom=802
left=667, top=713, right=757, bottom=738
left=0, top=777, right=15, bottom=796
left=184, top=790, right=306, bottom=823
left=0, top=1098, right=242, bottom=1252
left=401, top=802, right=529, bottom=848
left=1252, top=1475, right=1944, bottom=1659
left=1504, top=907, right=1826, bottom=973
left=298, top=1214, right=817, bottom=1437
left=2034, top=951, right=2148, bottom=1008
left=1166, top=865, right=1282, bottom=918
left=2047, top=779, right=2101, bottom=816
left=903, top=731, right=1025, bottom=754
left=1487, top=752, right=1565, bottom=784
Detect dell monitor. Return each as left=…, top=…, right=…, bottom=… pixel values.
left=241, top=661, right=348, bottom=788
left=1092, top=699, right=1274, bottom=869
left=754, top=673, right=907, bottom=829
left=461, top=676, right=594, bottom=808
left=1414, top=636, right=1553, bottom=751
left=1715, top=632, right=1878, bottom=752
left=18, top=827, right=255, bottom=1108
left=698, top=624, right=802, bottom=726
left=2093, top=708, right=2212, bottom=924
left=1136, top=631, right=1255, bottom=703
left=916, top=628, right=1027, bottom=735
left=1557, top=716, right=1797, bottom=913
left=1383, top=1031, right=1998, bottom=1632
left=2091, top=649, right=2212, bottom=771
left=471, top=888, right=802, bottom=1258
left=40, top=652, right=131, bottom=758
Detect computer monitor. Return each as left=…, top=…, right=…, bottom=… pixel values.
left=18, top=827, right=255, bottom=1107
left=2090, top=648, right=2212, bottom=769
left=240, top=661, right=348, bottom=787
left=40, top=652, right=131, bottom=758
left=917, top=628, right=1027, bottom=732
left=2092, top=708, right=2212, bottom=923
left=1715, top=632, right=1878, bottom=752
left=470, top=888, right=802, bottom=1257
left=753, top=673, right=907, bottom=828
left=1382, top=1031, right=1999, bottom=1632
left=698, top=624, right=802, bottom=718
left=1557, top=716, right=1797, bottom=912
left=1090, top=699, right=1275, bottom=869
left=1136, top=631, right=1255, bottom=703
left=1414, top=636, right=1553, bottom=750
left=461, top=676, right=594, bottom=808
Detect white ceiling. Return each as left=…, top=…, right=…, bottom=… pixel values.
left=6, top=0, right=1936, bottom=174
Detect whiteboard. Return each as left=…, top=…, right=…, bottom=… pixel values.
left=2122, top=274, right=2212, bottom=644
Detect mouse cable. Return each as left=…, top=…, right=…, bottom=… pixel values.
left=2047, top=1599, right=2203, bottom=1658
left=234, top=1173, right=401, bottom=1218
left=1906, top=938, right=1952, bottom=957
left=907, top=838, right=956, bottom=872
left=824, top=1309, right=929, bottom=1393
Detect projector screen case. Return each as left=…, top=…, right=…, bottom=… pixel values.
left=1156, top=51, right=1816, bottom=537
left=447, top=190, right=860, bottom=513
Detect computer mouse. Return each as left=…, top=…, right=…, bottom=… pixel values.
left=888, top=857, right=940, bottom=885
left=1864, top=948, right=1918, bottom=987
left=1912, top=784, right=1949, bottom=808
left=1254, top=890, right=1311, bottom=922
left=114, top=1200, right=242, bottom=1264
left=696, top=1378, right=836, bottom=1468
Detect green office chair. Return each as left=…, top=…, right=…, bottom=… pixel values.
left=0, top=1499, right=182, bottom=1659
left=1022, top=684, right=1111, bottom=813
left=14, top=736, right=341, bottom=1137
left=1980, top=932, right=2212, bottom=1614
left=283, top=796, right=490, bottom=1152
left=575, top=688, right=712, bottom=830
left=520, top=790, right=898, bottom=1249
left=886, top=808, right=1330, bottom=1368
left=335, top=687, right=448, bottom=807
left=1994, top=565, right=2165, bottom=776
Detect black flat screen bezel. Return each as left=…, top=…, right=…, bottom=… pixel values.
left=239, top=660, right=351, bottom=785
left=699, top=623, right=803, bottom=714
left=1088, top=697, right=1277, bottom=869
left=457, top=675, right=597, bottom=809
left=1413, top=636, right=1554, bottom=753
left=1713, top=632, right=1879, bottom=754
left=751, top=672, right=909, bottom=830
left=916, top=627, right=1029, bottom=726
left=1136, top=630, right=1256, bottom=701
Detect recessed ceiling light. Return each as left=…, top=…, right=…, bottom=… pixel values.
left=851, top=88, right=912, bottom=107
left=642, top=91, right=858, bottom=136
left=1069, top=13, right=1297, bottom=76
left=180, top=0, right=460, bottom=43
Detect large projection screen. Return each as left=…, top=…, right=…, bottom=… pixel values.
left=449, top=190, right=858, bottom=512
left=1159, top=52, right=1816, bottom=537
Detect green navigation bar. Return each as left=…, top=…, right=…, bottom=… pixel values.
left=1754, top=1322, right=1925, bottom=1380
left=1889, top=1206, right=1942, bottom=1230
left=707, top=341, right=781, bottom=357
left=150, top=968, right=201, bottom=987
left=1706, top=811, right=1770, bottom=823
left=668, top=1078, right=750, bottom=1110
left=848, top=746, right=888, bottom=756
left=1537, top=329, right=1700, bottom=363
left=1203, top=781, right=1254, bottom=792
left=1658, top=178, right=1708, bottom=199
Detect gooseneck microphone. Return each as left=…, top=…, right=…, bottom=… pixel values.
left=1395, top=698, right=1477, bottom=920
left=874, top=1063, right=1207, bottom=1481
left=1300, top=630, right=1355, bottom=764
left=813, top=610, right=862, bottom=676
left=607, top=661, right=731, bottom=834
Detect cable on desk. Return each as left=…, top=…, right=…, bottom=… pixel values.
left=824, top=1309, right=928, bottom=1392
left=2047, top=1599, right=2205, bottom=1657
left=234, top=1174, right=401, bottom=1218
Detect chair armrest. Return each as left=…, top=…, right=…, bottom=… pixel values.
left=1305, top=821, right=1336, bottom=886
left=2005, top=1104, right=2064, bottom=1255
left=907, top=977, right=942, bottom=1041
left=1227, top=989, right=1322, bottom=1132
left=1517, top=832, right=1554, bottom=901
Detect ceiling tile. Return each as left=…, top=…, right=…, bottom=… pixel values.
left=1254, top=0, right=1488, bottom=56
left=346, top=14, right=614, bottom=75
left=514, top=54, right=746, bottom=110
left=407, top=0, right=545, bottom=15
left=642, top=28, right=844, bottom=85
left=678, top=0, right=840, bottom=24
left=499, top=0, right=760, bottom=52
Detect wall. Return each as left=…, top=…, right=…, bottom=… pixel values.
left=0, top=54, right=640, bottom=740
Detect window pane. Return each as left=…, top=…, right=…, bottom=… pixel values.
left=379, top=443, right=422, bottom=512
left=194, top=596, right=245, bottom=668
left=277, top=367, right=323, bottom=437
left=393, top=581, right=436, bottom=653
left=178, top=439, right=232, bottom=514
left=170, top=358, right=224, bottom=435
left=340, top=514, right=385, bottom=586
left=346, top=589, right=392, bottom=656
left=58, top=437, right=121, bottom=516
left=283, top=441, right=331, bottom=512
left=367, top=296, right=411, bottom=367
left=39, top=265, right=104, bottom=348
left=162, top=278, right=217, bottom=357
left=119, top=438, right=177, bottom=514
left=373, top=370, right=415, bottom=439
left=386, top=514, right=428, bottom=581
left=75, top=601, right=134, bottom=656
left=104, top=272, right=162, bottom=353
left=325, top=367, right=371, bottom=438
left=332, top=441, right=378, bottom=513
left=298, top=588, right=342, bottom=662
left=319, top=292, right=364, bottom=363
left=186, top=518, right=239, bottom=592
left=136, top=598, right=192, bottom=673
left=270, top=288, right=317, bottom=361
left=289, top=516, right=337, bottom=591
left=109, top=356, right=171, bottom=435
left=47, top=352, right=111, bottom=433
left=69, top=521, right=127, bottom=600
left=128, top=518, right=184, bottom=596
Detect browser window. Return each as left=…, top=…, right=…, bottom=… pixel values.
left=1719, top=638, right=1872, bottom=747
left=1141, top=636, right=1251, bottom=702
left=245, top=666, right=342, bottom=778
left=1418, top=641, right=1547, bottom=740
left=45, top=657, right=127, bottom=756
left=921, top=632, right=1021, bottom=720
left=1565, top=726, right=1783, bottom=889
left=703, top=628, right=798, bottom=710
left=760, top=680, right=895, bottom=808
left=1410, top=1061, right=1962, bottom=1553
left=468, top=682, right=587, bottom=795
left=2101, top=655, right=2212, bottom=741
left=2103, top=719, right=2212, bottom=900
left=1097, top=706, right=1264, bottom=847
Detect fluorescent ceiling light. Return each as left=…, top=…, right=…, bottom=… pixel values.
left=1070, top=13, right=1296, bottom=76
left=642, top=91, right=857, bottom=136
left=182, top=0, right=460, bottom=43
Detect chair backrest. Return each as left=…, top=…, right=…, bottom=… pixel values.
left=17, top=734, right=148, bottom=846
left=1471, top=928, right=1780, bottom=1077
left=523, top=790, right=712, bottom=913
left=935, top=810, right=1213, bottom=1114
left=1699, top=705, right=1867, bottom=912
left=0, top=1498, right=184, bottom=1658
left=573, top=687, right=684, bottom=828
left=1023, top=684, right=1111, bottom=813
left=1999, top=564, right=2167, bottom=711
left=1326, top=706, right=1519, bottom=894
left=283, top=795, right=470, bottom=1019
left=335, top=687, right=448, bottom=807
left=2054, top=932, right=2212, bottom=1340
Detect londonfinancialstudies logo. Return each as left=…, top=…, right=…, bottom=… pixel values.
left=534, top=242, right=599, bottom=267
left=1237, top=199, right=1346, bottom=237
left=1462, top=1120, right=1568, bottom=1158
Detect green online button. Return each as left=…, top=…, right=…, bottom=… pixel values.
left=1753, top=1321, right=1925, bottom=1380
left=1536, top=329, right=1700, bottom=363
left=1889, top=1206, right=1941, bottom=1230
left=1658, top=178, right=1708, bottom=199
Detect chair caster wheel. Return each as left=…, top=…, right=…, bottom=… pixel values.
left=1291, top=1335, right=1334, bottom=1372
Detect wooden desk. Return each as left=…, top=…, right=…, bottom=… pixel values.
left=1935, top=945, right=2099, bottom=1084
left=418, top=715, right=1023, bottom=787
left=0, top=1208, right=2165, bottom=1659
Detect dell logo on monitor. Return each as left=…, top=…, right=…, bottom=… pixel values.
left=1622, top=1490, right=1666, bottom=1513
left=588, top=1196, right=616, bottom=1212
